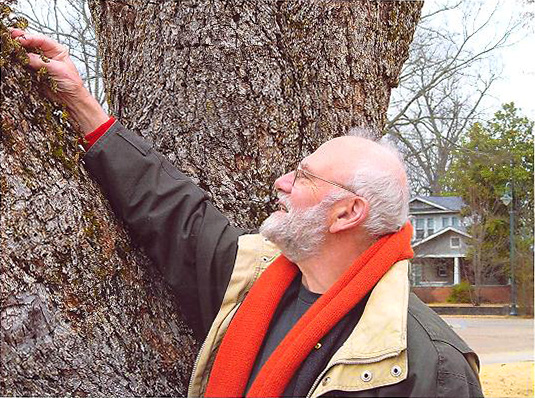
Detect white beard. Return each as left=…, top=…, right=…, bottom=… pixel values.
left=259, top=194, right=337, bottom=263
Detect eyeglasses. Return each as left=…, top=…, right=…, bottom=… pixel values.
left=292, top=162, right=358, bottom=195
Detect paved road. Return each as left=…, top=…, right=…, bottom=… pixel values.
left=441, top=316, right=534, bottom=365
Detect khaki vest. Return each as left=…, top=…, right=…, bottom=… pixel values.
left=188, top=234, right=411, bottom=397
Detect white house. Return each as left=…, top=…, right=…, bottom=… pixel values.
left=409, top=196, right=470, bottom=286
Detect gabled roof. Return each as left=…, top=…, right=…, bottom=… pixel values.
left=410, top=196, right=465, bottom=212
left=412, top=227, right=471, bottom=249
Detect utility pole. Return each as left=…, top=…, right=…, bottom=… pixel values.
left=501, top=181, right=518, bottom=316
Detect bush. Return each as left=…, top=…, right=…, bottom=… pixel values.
left=447, top=281, right=473, bottom=304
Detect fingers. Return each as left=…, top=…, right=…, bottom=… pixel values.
left=10, top=28, right=53, bottom=72
left=9, top=27, right=26, bottom=39
left=10, top=29, right=67, bottom=59
left=26, top=53, right=50, bottom=70
left=26, top=54, right=67, bottom=79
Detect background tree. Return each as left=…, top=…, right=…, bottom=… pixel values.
left=386, top=0, right=522, bottom=195
left=446, top=103, right=533, bottom=311
left=1, top=0, right=423, bottom=395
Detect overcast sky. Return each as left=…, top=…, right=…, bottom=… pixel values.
left=422, top=0, right=535, bottom=119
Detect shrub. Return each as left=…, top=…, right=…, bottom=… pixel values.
left=447, top=281, right=473, bottom=304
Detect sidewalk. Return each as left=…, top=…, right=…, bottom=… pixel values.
left=429, top=302, right=512, bottom=316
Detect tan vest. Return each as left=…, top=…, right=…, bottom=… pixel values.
left=188, top=234, right=411, bottom=397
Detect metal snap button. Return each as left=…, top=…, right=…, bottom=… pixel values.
left=261, top=256, right=269, bottom=262
left=361, top=370, right=373, bottom=382
left=391, top=365, right=402, bottom=377
left=322, top=376, right=331, bottom=386
left=314, top=342, right=322, bottom=350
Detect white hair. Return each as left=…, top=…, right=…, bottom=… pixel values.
left=347, top=126, right=378, bottom=140
left=344, top=127, right=410, bottom=238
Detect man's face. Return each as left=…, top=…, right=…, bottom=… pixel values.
left=271, top=143, right=345, bottom=214
left=260, top=144, right=346, bottom=262
left=259, top=191, right=336, bottom=263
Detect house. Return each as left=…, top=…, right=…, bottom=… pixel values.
left=409, top=196, right=470, bottom=287
left=409, top=196, right=512, bottom=305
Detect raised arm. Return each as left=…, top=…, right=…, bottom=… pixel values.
left=12, top=30, right=244, bottom=339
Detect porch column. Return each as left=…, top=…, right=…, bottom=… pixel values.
left=453, top=257, right=461, bottom=285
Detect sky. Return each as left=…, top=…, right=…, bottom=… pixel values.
left=491, top=25, right=535, bottom=119
left=421, top=0, right=535, bottom=119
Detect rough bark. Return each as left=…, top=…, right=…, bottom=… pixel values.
left=1, top=0, right=422, bottom=396
left=1, top=7, right=196, bottom=397
left=89, top=0, right=423, bottom=229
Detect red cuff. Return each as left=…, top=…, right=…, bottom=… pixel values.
left=81, top=117, right=116, bottom=150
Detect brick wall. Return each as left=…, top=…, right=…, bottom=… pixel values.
left=412, top=285, right=511, bottom=304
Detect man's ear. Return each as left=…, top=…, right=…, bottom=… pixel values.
left=329, top=196, right=369, bottom=234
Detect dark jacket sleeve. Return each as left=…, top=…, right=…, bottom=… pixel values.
left=404, top=294, right=483, bottom=398
left=83, top=121, right=244, bottom=339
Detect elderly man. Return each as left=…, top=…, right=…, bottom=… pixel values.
left=12, top=30, right=483, bottom=397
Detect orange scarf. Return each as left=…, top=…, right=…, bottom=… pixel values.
left=205, top=222, right=413, bottom=397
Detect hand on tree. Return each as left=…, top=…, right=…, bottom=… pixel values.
left=10, top=28, right=109, bottom=134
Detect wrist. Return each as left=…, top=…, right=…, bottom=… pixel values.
left=67, top=91, right=109, bottom=135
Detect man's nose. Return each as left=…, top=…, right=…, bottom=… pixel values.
left=274, top=171, right=294, bottom=194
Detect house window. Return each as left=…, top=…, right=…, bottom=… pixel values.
left=415, top=218, right=425, bottom=239
left=452, top=217, right=458, bottom=227
left=426, top=218, right=434, bottom=236
left=442, top=217, right=450, bottom=228
left=437, top=264, right=448, bottom=277
left=451, top=237, right=461, bottom=248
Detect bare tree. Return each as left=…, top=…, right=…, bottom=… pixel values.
left=15, top=0, right=106, bottom=106
left=386, top=0, right=522, bottom=195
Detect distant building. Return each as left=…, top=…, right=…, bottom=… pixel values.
left=409, top=196, right=511, bottom=305
left=409, top=196, right=470, bottom=287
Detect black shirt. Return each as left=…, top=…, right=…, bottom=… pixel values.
left=245, top=275, right=370, bottom=397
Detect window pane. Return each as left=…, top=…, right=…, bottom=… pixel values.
left=442, top=217, right=450, bottom=227
left=452, top=217, right=458, bottom=227
left=426, top=218, right=434, bottom=236
left=437, top=264, right=448, bottom=277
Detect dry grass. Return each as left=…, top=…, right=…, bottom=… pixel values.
left=480, top=361, right=534, bottom=397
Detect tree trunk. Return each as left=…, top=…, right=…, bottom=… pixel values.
left=1, top=11, right=196, bottom=397
left=89, top=0, right=423, bottom=228
left=1, top=0, right=422, bottom=396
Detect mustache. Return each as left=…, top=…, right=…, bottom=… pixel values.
left=277, top=193, right=293, bottom=212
